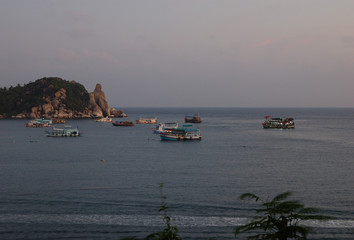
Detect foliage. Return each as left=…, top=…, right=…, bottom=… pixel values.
left=0, top=77, right=90, bottom=115
left=121, top=183, right=181, bottom=240
left=145, top=183, right=182, bottom=240
left=235, top=191, right=334, bottom=240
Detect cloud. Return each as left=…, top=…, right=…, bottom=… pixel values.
left=255, top=38, right=278, bottom=48
left=58, top=48, right=80, bottom=62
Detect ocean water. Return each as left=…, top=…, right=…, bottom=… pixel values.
left=0, top=107, right=354, bottom=239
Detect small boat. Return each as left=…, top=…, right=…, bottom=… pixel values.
left=152, top=122, right=179, bottom=134
left=263, top=116, right=295, bottom=129
left=136, top=117, right=157, bottom=124
left=46, top=125, right=80, bottom=137
left=95, top=117, right=113, bottom=122
left=184, top=113, right=202, bottom=123
left=25, top=118, right=52, bottom=127
left=112, top=121, right=135, bottom=126
left=160, top=125, right=202, bottom=141
left=52, top=118, right=66, bottom=124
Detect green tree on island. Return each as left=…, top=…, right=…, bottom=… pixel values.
left=235, top=191, right=334, bottom=240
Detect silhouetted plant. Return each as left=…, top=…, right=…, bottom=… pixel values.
left=145, top=183, right=182, bottom=240
left=235, top=191, right=334, bottom=240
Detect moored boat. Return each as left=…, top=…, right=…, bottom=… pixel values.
left=160, top=125, right=202, bottom=141
left=136, top=117, right=157, bottom=124
left=184, top=113, right=202, bottom=123
left=152, top=122, right=178, bottom=134
left=95, top=117, right=113, bottom=122
left=52, top=118, right=66, bottom=124
left=263, top=116, right=295, bottom=129
left=112, top=121, right=135, bottom=126
left=46, top=125, right=80, bottom=137
left=25, top=118, right=52, bottom=127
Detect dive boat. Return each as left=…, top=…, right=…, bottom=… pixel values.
left=136, top=117, right=157, bottom=124
left=46, top=125, right=80, bottom=137
left=160, top=125, right=202, bottom=141
left=184, top=113, right=202, bottom=123
left=112, top=121, right=135, bottom=126
left=152, top=122, right=178, bottom=134
left=263, top=116, right=295, bottom=129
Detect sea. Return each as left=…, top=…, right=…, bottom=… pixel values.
left=0, top=107, right=354, bottom=240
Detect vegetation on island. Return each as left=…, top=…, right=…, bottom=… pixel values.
left=121, top=187, right=333, bottom=240
left=0, top=77, right=90, bottom=116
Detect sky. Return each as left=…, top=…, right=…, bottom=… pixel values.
left=1, top=0, right=354, bottom=108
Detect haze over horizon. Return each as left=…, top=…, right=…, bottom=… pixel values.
left=1, top=0, right=354, bottom=108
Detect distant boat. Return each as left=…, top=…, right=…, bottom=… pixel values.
left=160, top=125, right=202, bottom=141
left=184, top=113, right=202, bottom=123
left=262, top=116, right=295, bottom=129
left=152, top=122, right=178, bottom=134
left=25, top=118, right=52, bottom=127
left=46, top=125, right=80, bottom=137
left=95, top=117, right=113, bottom=123
left=112, top=121, right=135, bottom=126
left=136, top=117, right=157, bottom=124
left=52, top=118, right=66, bottom=124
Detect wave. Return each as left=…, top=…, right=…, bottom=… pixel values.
left=1, top=214, right=353, bottom=228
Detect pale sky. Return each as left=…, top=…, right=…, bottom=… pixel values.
left=1, top=0, right=354, bottom=107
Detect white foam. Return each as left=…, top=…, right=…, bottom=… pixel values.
left=0, top=214, right=353, bottom=228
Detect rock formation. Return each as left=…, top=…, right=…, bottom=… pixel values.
left=88, top=83, right=110, bottom=117
left=0, top=77, right=119, bottom=119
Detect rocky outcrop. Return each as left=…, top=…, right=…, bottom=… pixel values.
left=1, top=77, right=117, bottom=119
left=88, top=84, right=110, bottom=117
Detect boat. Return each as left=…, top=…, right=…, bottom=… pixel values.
left=95, top=117, right=113, bottom=122
left=112, top=121, right=135, bottom=126
left=263, top=116, right=295, bottom=129
left=184, top=113, right=202, bottom=123
left=25, top=118, right=52, bottom=127
left=160, top=125, right=202, bottom=141
left=52, top=118, right=66, bottom=124
left=136, top=117, right=157, bottom=124
left=152, top=122, right=179, bottom=134
left=46, top=125, right=80, bottom=137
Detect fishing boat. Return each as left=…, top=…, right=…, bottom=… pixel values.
left=263, top=116, right=295, bottom=129
left=25, top=118, right=52, bottom=127
left=95, top=117, right=113, bottom=122
left=52, top=118, right=66, bottom=124
left=46, top=125, right=80, bottom=137
left=152, top=122, right=179, bottom=134
left=160, top=125, right=202, bottom=141
left=112, top=121, right=135, bottom=126
left=136, top=117, right=157, bottom=124
left=184, top=113, right=202, bottom=123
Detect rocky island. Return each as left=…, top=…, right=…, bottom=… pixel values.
left=0, top=77, right=125, bottom=119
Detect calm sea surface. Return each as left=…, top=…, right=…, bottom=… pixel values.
left=1, top=108, right=354, bottom=239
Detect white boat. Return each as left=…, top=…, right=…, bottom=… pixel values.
left=152, top=122, right=178, bottom=134
left=46, top=125, right=80, bottom=137
left=95, top=117, right=113, bottom=122
left=160, top=125, right=202, bottom=141
left=136, top=117, right=157, bottom=124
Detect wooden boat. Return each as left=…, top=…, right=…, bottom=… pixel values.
left=263, top=116, right=295, bottom=129
left=95, top=117, right=113, bottom=122
left=160, top=125, right=202, bottom=141
left=152, top=122, right=178, bottom=134
left=112, top=121, right=135, bottom=126
left=184, top=113, right=202, bottom=123
left=25, top=118, right=52, bottom=127
left=52, top=118, right=66, bottom=124
left=136, top=117, right=157, bottom=124
left=46, top=125, right=80, bottom=137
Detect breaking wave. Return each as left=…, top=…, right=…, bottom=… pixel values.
left=1, top=214, right=353, bottom=228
